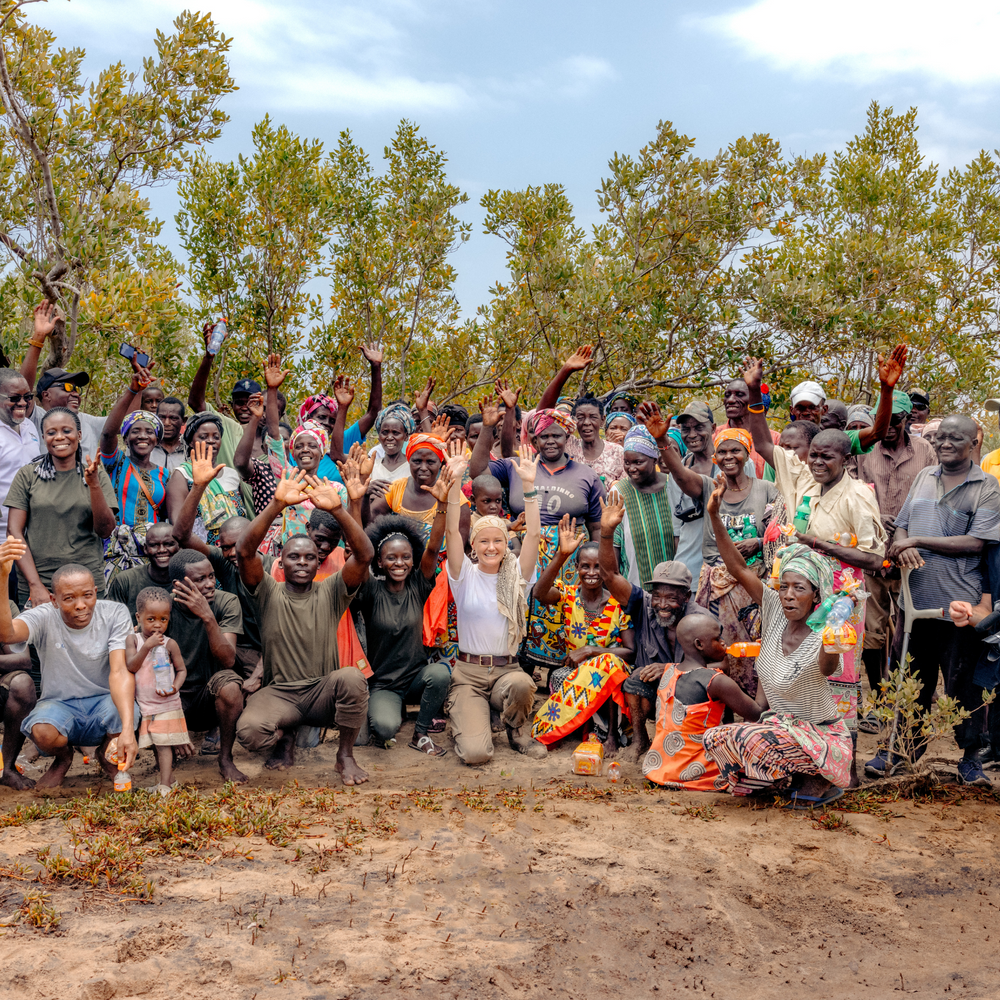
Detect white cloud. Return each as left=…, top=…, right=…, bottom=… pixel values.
left=696, top=0, right=1000, bottom=86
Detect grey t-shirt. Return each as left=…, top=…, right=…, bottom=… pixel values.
left=699, top=475, right=780, bottom=567
left=30, top=407, right=107, bottom=463
left=18, top=600, right=132, bottom=701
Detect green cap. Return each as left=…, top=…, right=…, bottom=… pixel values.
left=891, top=390, right=912, bottom=415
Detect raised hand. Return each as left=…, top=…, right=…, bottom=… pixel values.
left=264, top=353, right=291, bottom=390
left=557, top=513, right=582, bottom=556
left=422, top=464, right=457, bottom=504
left=333, top=374, right=355, bottom=408
left=191, top=439, right=225, bottom=487
left=479, top=394, right=502, bottom=428
left=494, top=378, right=520, bottom=409
left=247, top=391, right=264, bottom=420
left=742, top=357, right=764, bottom=391
left=510, top=451, right=539, bottom=488
left=360, top=342, right=384, bottom=366
left=706, top=473, right=727, bottom=517
left=83, top=453, right=102, bottom=487
left=599, top=491, right=626, bottom=532
left=33, top=300, right=61, bottom=340
left=348, top=441, right=375, bottom=478
left=305, top=474, right=347, bottom=510
left=414, top=376, right=436, bottom=413
left=429, top=412, right=453, bottom=441
left=877, top=344, right=908, bottom=389
left=563, top=345, right=593, bottom=372
left=273, top=467, right=311, bottom=507
left=0, top=538, right=26, bottom=577
left=507, top=511, right=527, bottom=533
left=636, top=400, right=670, bottom=441
left=444, top=438, right=468, bottom=480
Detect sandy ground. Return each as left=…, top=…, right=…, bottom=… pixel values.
left=0, top=714, right=998, bottom=1000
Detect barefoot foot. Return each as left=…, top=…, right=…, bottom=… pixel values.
left=0, top=767, right=35, bottom=791
left=264, top=734, right=296, bottom=771
left=335, top=755, right=368, bottom=786
left=35, top=746, right=73, bottom=789
left=218, top=757, right=249, bottom=784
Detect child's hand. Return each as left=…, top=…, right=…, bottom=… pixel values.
left=143, top=632, right=166, bottom=648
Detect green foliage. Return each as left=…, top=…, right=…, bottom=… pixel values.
left=177, top=116, right=335, bottom=407
left=0, top=3, right=234, bottom=382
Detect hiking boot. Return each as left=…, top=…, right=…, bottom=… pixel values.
left=506, top=722, right=547, bottom=759
left=957, top=756, right=992, bottom=787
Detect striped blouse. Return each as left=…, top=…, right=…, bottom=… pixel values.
left=100, top=448, right=169, bottom=529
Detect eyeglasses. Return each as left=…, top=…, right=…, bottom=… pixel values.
left=49, top=382, right=80, bottom=394
left=0, top=392, right=33, bottom=403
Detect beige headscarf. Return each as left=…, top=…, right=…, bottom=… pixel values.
left=471, top=516, right=527, bottom=657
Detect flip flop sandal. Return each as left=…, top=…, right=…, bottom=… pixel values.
left=857, top=713, right=881, bottom=735
left=782, top=786, right=845, bottom=810
left=409, top=735, right=447, bottom=757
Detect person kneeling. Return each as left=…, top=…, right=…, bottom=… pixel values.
left=700, top=477, right=853, bottom=808
left=236, top=468, right=374, bottom=785
left=0, top=543, right=137, bottom=787
left=643, top=615, right=764, bottom=789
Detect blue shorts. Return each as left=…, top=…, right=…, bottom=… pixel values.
left=22, top=693, right=133, bottom=745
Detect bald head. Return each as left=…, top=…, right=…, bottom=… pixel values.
left=676, top=614, right=722, bottom=657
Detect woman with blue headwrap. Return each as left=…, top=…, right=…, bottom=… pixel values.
left=99, top=359, right=170, bottom=572
left=701, top=476, right=853, bottom=807
left=368, top=401, right=416, bottom=488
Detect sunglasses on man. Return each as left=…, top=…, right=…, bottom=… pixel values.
left=0, top=391, right=34, bottom=403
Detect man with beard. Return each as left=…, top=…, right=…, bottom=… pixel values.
left=598, top=491, right=713, bottom=761
left=0, top=367, right=39, bottom=598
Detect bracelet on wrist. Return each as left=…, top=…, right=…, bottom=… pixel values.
left=747, top=403, right=765, bottom=414
left=600, top=533, right=615, bottom=540
left=522, top=490, right=538, bottom=498
left=27, top=339, right=45, bottom=350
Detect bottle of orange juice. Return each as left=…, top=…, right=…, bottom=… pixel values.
left=114, top=762, right=131, bottom=792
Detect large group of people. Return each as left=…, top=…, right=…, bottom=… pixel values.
left=0, top=300, right=997, bottom=808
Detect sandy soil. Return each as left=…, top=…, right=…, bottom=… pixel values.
left=0, top=717, right=998, bottom=1000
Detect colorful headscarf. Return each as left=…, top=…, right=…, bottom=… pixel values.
left=375, top=402, right=417, bottom=436
left=470, top=514, right=510, bottom=543
left=298, top=393, right=337, bottom=424
left=606, top=390, right=639, bottom=413
left=776, top=542, right=835, bottom=603
left=521, top=408, right=577, bottom=456
left=891, top=389, right=913, bottom=415
left=622, top=425, right=659, bottom=460
left=405, top=432, right=446, bottom=463
left=122, top=409, right=163, bottom=442
left=713, top=426, right=753, bottom=455
left=290, top=419, right=329, bottom=457
left=605, top=412, right=636, bottom=433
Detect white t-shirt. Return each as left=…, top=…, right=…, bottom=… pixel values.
left=0, top=418, right=39, bottom=535
left=447, top=555, right=535, bottom=656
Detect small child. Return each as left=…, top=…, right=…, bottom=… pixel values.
left=470, top=473, right=524, bottom=534
left=642, top=615, right=765, bottom=790
left=126, top=586, right=192, bottom=796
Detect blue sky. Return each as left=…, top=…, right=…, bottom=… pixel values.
left=28, top=0, right=1000, bottom=318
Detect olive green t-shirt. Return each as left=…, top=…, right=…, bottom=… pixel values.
left=5, top=465, right=118, bottom=599
left=251, top=571, right=356, bottom=688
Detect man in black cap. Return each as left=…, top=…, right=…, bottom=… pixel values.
left=908, top=388, right=931, bottom=431
left=598, top=492, right=713, bottom=762
left=21, top=302, right=118, bottom=460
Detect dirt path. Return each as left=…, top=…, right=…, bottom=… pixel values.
left=0, top=724, right=998, bottom=1000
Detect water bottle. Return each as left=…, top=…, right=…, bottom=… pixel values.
left=151, top=644, right=173, bottom=695
left=607, top=761, right=621, bottom=783
left=114, top=763, right=131, bottom=792
left=206, top=316, right=228, bottom=356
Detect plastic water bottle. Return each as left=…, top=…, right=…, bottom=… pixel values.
left=151, top=644, right=173, bottom=695
left=607, top=761, right=621, bottom=783
left=114, top=763, right=131, bottom=792
left=206, top=317, right=228, bottom=356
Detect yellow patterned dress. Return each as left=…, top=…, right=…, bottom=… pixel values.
left=531, top=583, right=632, bottom=744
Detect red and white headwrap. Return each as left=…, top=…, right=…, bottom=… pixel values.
left=520, top=408, right=577, bottom=455
left=290, top=419, right=329, bottom=456
left=298, top=393, right=337, bottom=424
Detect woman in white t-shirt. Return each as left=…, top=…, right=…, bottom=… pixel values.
left=443, top=442, right=542, bottom=765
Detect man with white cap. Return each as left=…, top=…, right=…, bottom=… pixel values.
left=789, top=380, right=828, bottom=424
left=598, top=490, right=714, bottom=762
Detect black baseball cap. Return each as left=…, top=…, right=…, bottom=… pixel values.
left=37, top=368, right=89, bottom=392
left=231, top=378, right=262, bottom=396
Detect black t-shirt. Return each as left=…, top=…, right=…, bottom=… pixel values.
left=168, top=591, right=243, bottom=692
left=107, top=564, right=165, bottom=622
left=354, top=571, right=435, bottom=693
left=207, top=546, right=272, bottom=652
